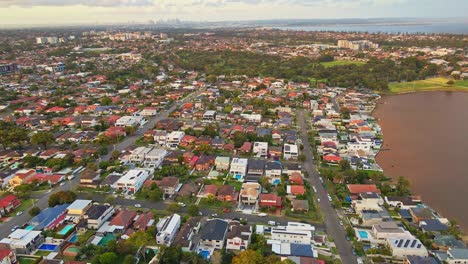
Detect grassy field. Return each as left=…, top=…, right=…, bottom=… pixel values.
left=320, top=60, right=366, bottom=67
left=8, top=198, right=36, bottom=216
left=389, top=77, right=468, bottom=93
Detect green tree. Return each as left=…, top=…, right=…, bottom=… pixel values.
left=29, top=206, right=41, bottom=216
left=31, top=131, right=54, bottom=149
left=98, top=252, right=118, bottom=264
left=187, top=205, right=200, bottom=216
left=167, top=203, right=181, bottom=213
left=232, top=250, right=264, bottom=264
left=48, top=191, right=77, bottom=207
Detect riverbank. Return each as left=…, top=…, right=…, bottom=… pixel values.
left=372, top=91, right=468, bottom=234
left=387, top=77, right=468, bottom=94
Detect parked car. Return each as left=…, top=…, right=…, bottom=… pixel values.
left=222, top=208, right=231, bottom=213
left=11, top=225, right=19, bottom=232
left=268, top=221, right=276, bottom=226
left=258, top=213, right=267, bottom=217
left=134, top=204, right=141, bottom=208
left=16, top=211, right=23, bottom=216
left=177, top=202, right=186, bottom=207
left=211, top=213, right=218, bottom=217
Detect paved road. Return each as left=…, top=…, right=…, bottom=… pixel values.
left=297, top=109, right=357, bottom=264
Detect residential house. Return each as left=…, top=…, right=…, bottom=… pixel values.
left=143, top=148, right=167, bottom=168
left=156, top=177, right=180, bottom=198
left=253, top=142, right=268, bottom=158
left=246, top=159, right=265, bottom=182
left=386, top=238, right=428, bottom=258
left=66, top=200, right=92, bottom=223
left=109, top=209, right=137, bottom=233
left=410, top=208, right=434, bottom=224
left=217, top=185, right=237, bottom=202
left=114, top=169, right=150, bottom=194
left=0, top=195, right=20, bottom=217
left=156, top=214, right=181, bottom=246
left=265, top=161, right=282, bottom=185
left=198, top=219, right=229, bottom=250
left=215, top=156, right=230, bottom=171
left=239, top=182, right=261, bottom=207
left=371, top=222, right=413, bottom=242
left=173, top=217, right=201, bottom=252
left=29, top=204, right=69, bottom=230
left=230, top=158, right=248, bottom=181
left=0, top=229, right=44, bottom=254
left=287, top=185, right=306, bottom=197
left=79, top=169, right=100, bottom=188
left=259, top=194, right=282, bottom=210
left=283, top=144, right=299, bottom=160
left=226, top=223, right=252, bottom=251
left=444, top=248, right=468, bottom=264
left=84, top=204, right=115, bottom=230
left=195, top=156, right=215, bottom=171
left=291, top=200, right=309, bottom=212
left=0, top=249, right=16, bottom=264
left=166, top=131, right=185, bottom=148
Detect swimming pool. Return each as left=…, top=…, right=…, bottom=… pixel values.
left=38, top=244, right=58, bottom=251
left=25, top=225, right=35, bottom=231
left=98, top=233, right=116, bottom=246
left=199, top=250, right=210, bottom=260
left=358, top=230, right=369, bottom=239
left=68, top=234, right=78, bottom=243
left=58, top=225, right=74, bottom=235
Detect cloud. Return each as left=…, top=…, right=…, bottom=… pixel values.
left=0, top=0, right=154, bottom=7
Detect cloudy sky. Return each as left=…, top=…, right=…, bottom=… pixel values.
left=0, top=0, right=467, bottom=26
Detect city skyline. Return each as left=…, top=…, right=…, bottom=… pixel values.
left=0, top=0, right=467, bottom=26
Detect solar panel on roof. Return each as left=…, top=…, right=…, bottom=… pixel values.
left=411, top=240, right=417, bottom=248
left=404, top=240, right=410, bottom=248
left=397, top=240, right=404, bottom=247
left=417, top=244, right=422, bottom=248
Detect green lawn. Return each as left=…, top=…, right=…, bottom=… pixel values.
left=9, top=198, right=36, bottom=216
left=35, top=250, right=51, bottom=257
left=320, top=60, right=366, bottom=67
left=389, top=77, right=468, bottom=93
left=18, top=258, right=39, bottom=264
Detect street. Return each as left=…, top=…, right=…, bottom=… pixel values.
left=297, top=109, right=357, bottom=264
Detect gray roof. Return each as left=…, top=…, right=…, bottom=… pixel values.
left=406, top=255, right=438, bottom=264
left=420, top=219, right=448, bottom=232
left=200, top=219, right=228, bottom=241
left=290, top=243, right=315, bottom=257
left=265, top=161, right=282, bottom=170
left=433, top=235, right=465, bottom=248
left=448, top=248, right=468, bottom=260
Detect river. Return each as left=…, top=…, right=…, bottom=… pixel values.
left=373, top=91, right=468, bottom=233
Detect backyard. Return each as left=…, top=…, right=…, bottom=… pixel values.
left=389, top=77, right=468, bottom=93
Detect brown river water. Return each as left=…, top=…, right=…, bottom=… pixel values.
left=373, top=91, right=468, bottom=233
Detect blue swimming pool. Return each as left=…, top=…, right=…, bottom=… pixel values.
left=38, top=244, right=58, bottom=251
left=199, top=250, right=210, bottom=260
left=25, top=225, right=35, bottom=230
left=69, top=234, right=78, bottom=243
left=358, top=230, right=369, bottom=239
left=58, top=225, right=74, bottom=235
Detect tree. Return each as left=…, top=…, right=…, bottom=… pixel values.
left=167, top=203, right=181, bottom=213
left=158, top=245, right=182, bottom=264
left=232, top=250, right=264, bottom=264
left=187, top=205, right=200, bottom=216
left=29, top=206, right=41, bottom=216
left=339, top=159, right=351, bottom=171
left=122, top=255, right=134, bottom=264
left=98, top=252, right=118, bottom=264
left=48, top=191, right=77, bottom=207
left=31, top=131, right=54, bottom=149
left=396, top=176, right=411, bottom=196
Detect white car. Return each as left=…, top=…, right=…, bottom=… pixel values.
left=177, top=202, right=186, bottom=207
left=134, top=204, right=141, bottom=208
left=16, top=211, right=23, bottom=216
left=268, top=221, right=276, bottom=226
left=339, top=221, right=344, bottom=226
left=258, top=213, right=267, bottom=217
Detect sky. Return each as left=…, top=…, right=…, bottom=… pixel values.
left=0, top=0, right=467, bottom=26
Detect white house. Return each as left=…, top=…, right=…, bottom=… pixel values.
left=229, top=158, right=248, bottom=181
left=156, top=214, right=181, bottom=246
left=240, top=113, right=262, bottom=123
left=283, top=144, right=299, bottom=160
left=139, top=107, right=157, bottom=116
left=128, top=147, right=153, bottom=163
left=113, top=169, right=150, bottom=194
left=386, top=238, right=428, bottom=258
left=115, top=116, right=147, bottom=127
left=0, top=229, right=44, bottom=255
left=371, top=222, right=413, bottom=242
left=270, top=227, right=312, bottom=244
left=166, top=131, right=185, bottom=148
left=253, top=142, right=268, bottom=158
left=203, top=110, right=216, bottom=122
left=265, top=161, right=282, bottom=185
left=143, top=148, right=167, bottom=168
left=84, top=204, right=115, bottom=230
left=226, top=223, right=252, bottom=251
left=445, top=248, right=468, bottom=264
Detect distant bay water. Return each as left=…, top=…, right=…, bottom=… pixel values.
left=275, top=21, right=468, bottom=34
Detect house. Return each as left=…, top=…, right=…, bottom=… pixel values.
left=195, top=155, right=215, bottom=171
left=230, top=158, right=248, bottom=181
left=289, top=172, right=304, bottom=185
left=115, top=116, right=147, bottom=127
left=173, top=217, right=201, bottom=252
left=215, top=156, right=230, bottom=171
left=419, top=219, right=448, bottom=233
left=109, top=209, right=137, bottom=232
left=133, top=212, right=155, bottom=231
left=114, top=169, right=150, bottom=194
left=217, top=185, right=237, bottom=202
left=66, top=200, right=92, bottom=223
left=360, top=209, right=391, bottom=227
left=270, top=223, right=314, bottom=244
left=0, top=229, right=44, bottom=254
left=84, top=204, right=115, bottom=230
left=226, top=222, right=252, bottom=251
left=0, top=195, right=20, bottom=216
left=200, top=184, right=218, bottom=198
left=287, top=185, right=306, bottom=197
left=291, top=200, right=309, bottom=212
left=253, top=142, right=268, bottom=158
left=0, top=249, right=16, bottom=264
left=405, top=256, right=439, bottom=264
left=239, top=182, right=261, bottom=206
left=239, top=142, right=252, bottom=154
left=246, top=159, right=265, bottom=182
left=283, top=144, right=299, bottom=160
left=259, top=194, right=282, bottom=209
left=8, top=169, right=36, bottom=187
left=203, top=110, right=216, bottom=122
left=371, top=222, right=413, bottom=241
left=265, top=161, right=282, bottom=184
left=104, top=126, right=126, bottom=138
left=166, top=131, right=185, bottom=148
left=385, top=196, right=419, bottom=209
left=409, top=208, right=434, bottom=224
left=128, top=147, right=153, bottom=163
left=79, top=169, right=100, bottom=188
left=386, top=238, right=428, bottom=258
left=139, top=107, right=157, bottom=116
left=29, top=203, right=69, bottom=230
left=352, top=192, right=384, bottom=213
left=156, top=214, right=181, bottom=246
left=432, top=234, right=465, bottom=250
left=156, top=177, right=180, bottom=198
left=347, top=184, right=380, bottom=200
left=444, top=248, right=468, bottom=264
left=198, top=219, right=229, bottom=250
left=143, top=148, right=167, bottom=168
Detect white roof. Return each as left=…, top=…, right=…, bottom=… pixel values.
left=231, top=158, right=248, bottom=165
left=116, top=169, right=150, bottom=185
left=0, top=229, right=42, bottom=247
left=67, top=199, right=92, bottom=211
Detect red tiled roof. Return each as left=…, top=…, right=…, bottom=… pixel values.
left=347, top=184, right=380, bottom=194
left=259, top=194, right=281, bottom=207
left=288, top=185, right=306, bottom=195
left=0, top=194, right=19, bottom=208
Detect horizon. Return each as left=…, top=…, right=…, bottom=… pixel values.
left=0, top=0, right=467, bottom=27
